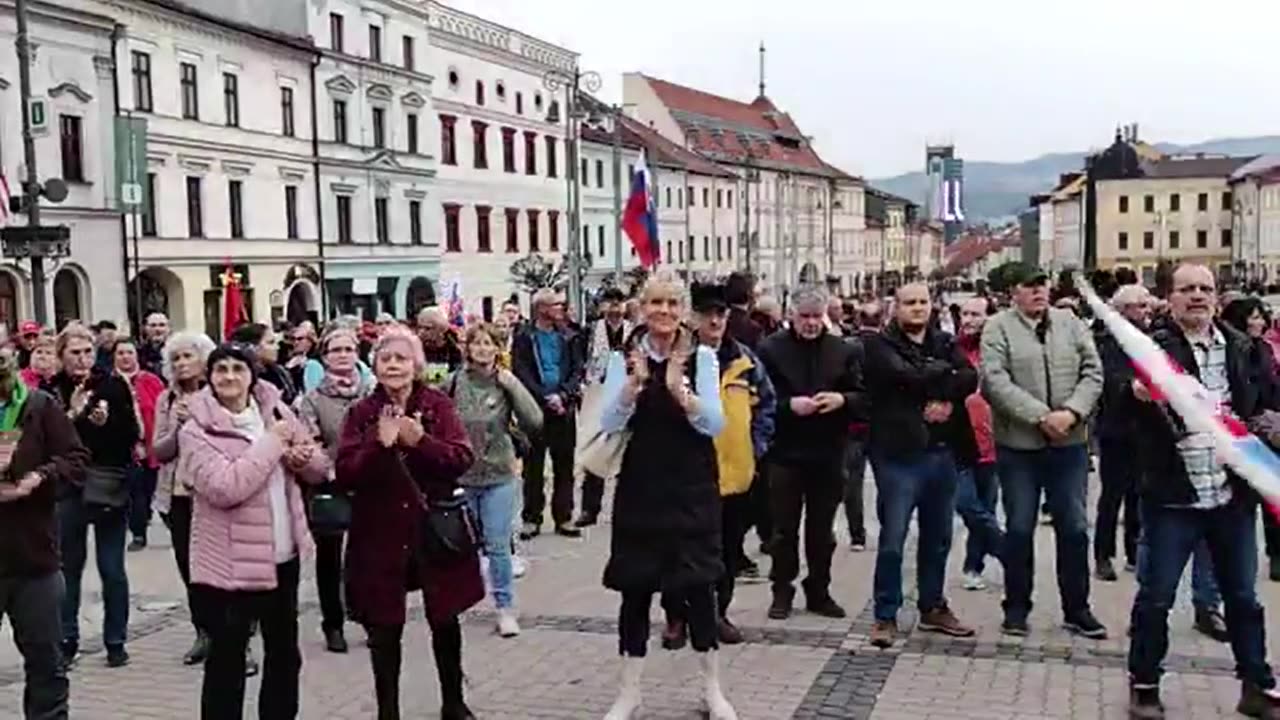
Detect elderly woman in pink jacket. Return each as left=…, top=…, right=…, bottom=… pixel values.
left=179, top=343, right=326, bottom=720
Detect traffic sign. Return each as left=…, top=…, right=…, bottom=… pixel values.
left=121, top=182, right=142, bottom=206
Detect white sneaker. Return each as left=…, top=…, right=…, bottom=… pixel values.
left=496, top=609, right=521, bottom=638
left=512, top=554, right=528, bottom=578
left=962, top=572, right=986, bottom=591
left=604, top=657, right=644, bottom=720
left=701, top=651, right=738, bottom=720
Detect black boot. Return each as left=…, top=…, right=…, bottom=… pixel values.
left=1238, top=680, right=1280, bottom=719
left=183, top=631, right=210, bottom=665
left=368, top=627, right=403, bottom=720
left=768, top=585, right=794, bottom=620
left=433, top=619, right=474, bottom=720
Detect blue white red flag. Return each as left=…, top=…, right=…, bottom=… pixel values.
left=444, top=276, right=464, bottom=327
left=621, top=150, right=660, bottom=267
left=1078, top=276, right=1280, bottom=518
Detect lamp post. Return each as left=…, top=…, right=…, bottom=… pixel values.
left=543, top=67, right=601, bottom=324
left=580, top=98, right=626, bottom=282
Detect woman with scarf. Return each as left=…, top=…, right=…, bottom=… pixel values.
left=112, top=338, right=166, bottom=552
left=19, top=333, right=58, bottom=389
left=597, top=271, right=732, bottom=720
left=151, top=331, right=218, bottom=666
left=447, top=323, right=542, bottom=638
left=295, top=325, right=372, bottom=653
left=336, top=325, right=481, bottom=720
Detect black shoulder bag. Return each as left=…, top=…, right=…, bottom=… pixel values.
left=391, top=416, right=479, bottom=562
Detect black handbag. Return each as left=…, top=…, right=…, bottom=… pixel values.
left=395, top=450, right=479, bottom=562
left=308, top=484, right=352, bottom=535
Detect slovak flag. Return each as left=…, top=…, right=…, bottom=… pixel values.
left=622, top=150, right=660, bottom=267
left=1080, top=276, right=1280, bottom=520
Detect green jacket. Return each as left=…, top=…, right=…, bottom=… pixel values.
left=979, top=307, right=1102, bottom=450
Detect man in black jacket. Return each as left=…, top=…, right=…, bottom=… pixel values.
left=513, top=288, right=585, bottom=539
left=863, top=283, right=978, bottom=648
left=1127, top=263, right=1280, bottom=718
left=0, top=344, right=89, bottom=718
left=757, top=286, right=862, bottom=620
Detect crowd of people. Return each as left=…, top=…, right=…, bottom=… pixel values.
left=3, top=260, right=1280, bottom=719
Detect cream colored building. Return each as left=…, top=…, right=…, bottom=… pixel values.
left=1229, top=156, right=1280, bottom=285
left=1095, top=155, right=1250, bottom=286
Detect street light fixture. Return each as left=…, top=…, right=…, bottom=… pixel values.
left=543, top=67, right=601, bottom=323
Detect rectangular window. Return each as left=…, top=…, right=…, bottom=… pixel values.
left=374, top=197, right=389, bottom=244
left=703, top=187, right=710, bottom=207
left=596, top=159, right=604, bottom=187
left=280, top=87, right=295, bottom=137
left=505, top=208, right=519, bottom=252
left=527, top=209, right=540, bottom=251
left=1118, top=231, right=1128, bottom=250
left=524, top=132, right=537, bottom=175
left=333, top=100, right=348, bottom=143
left=223, top=73, right=239, bottom=127
left=406, top=113, right=418, bottom=153
left=1223, top=191, right=1233, bottom=210
left=546, top=136, right=558, bottom=178
left=727, top=192, right=733, bottom=209
left=131, top=51, right=153, bottom=112
left=515, top=92, right=523, bottom=115
left=716, top=236, right=723, bottom=261
left=678, top=238, right=684, bottom=263
left=372, top=107, right=386, bottom=148
left=548, top=210, right=559, bottom=252
left=703, top=235, right=710, bottom=260
left=580, top=157, right=589, bottom=187
left=1197, top=229, right=1208, bottom=248
left=687, top=186, right=694, bottom=206
left=1142, top=230, right=1154, bottom=249
left=58, top=115, right=84, bottom=182
left=472, top=121, right=488, bottom=169
left=329, top=13, right=344, bottom=51
left=1119, top=195, right=1129, bottom=213
left=440, top=115, right=456, bottom=165
left=409, top=200, right=422, bottom=244
left=141, top=173, right=158, bottom=237
left=1143, top=195, right=1154, bottom=213
left=186, top=176, right=204, bottom=238
left=716, top=189, right=723, bottom=208
left=284, top=186, right=298, bottom=239
left=1169, top=193, right=1180, bottom=212
left=336, top=195, right=352, bottom=244
left=1222, top=228, right=1233, bottom=247
left=1168, top=230, right=1179, bottom=249
left=597, top=225, right=605, bottom=259
left=1198, top=192, right=1209, bottom=211
left=402, top=36, right=415, bottom=71
left=368, top=25, right=382, bottom=62
left=476, top=205, right=492, bottom=252
left=228, top=180, right=244, bottom=238
left=443, top=203, right=460, bottom=252
left=501, top=128, right=516, bottom=173
left=180, top=62, right=199, bottom=120
left=666, top=187, right=672, bottom=208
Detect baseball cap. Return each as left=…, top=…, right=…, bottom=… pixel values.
left=1005, top=262, right=1049, bottom=287
left=690, top=282, right=729, bottom=313
left=18, top=321, right=40, bottom=336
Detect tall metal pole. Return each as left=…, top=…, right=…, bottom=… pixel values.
left=564, top=79, right=582, bottom=323
left=610, top=105, right=622, bottom=279
left=15, top=0, right=48, bottom=325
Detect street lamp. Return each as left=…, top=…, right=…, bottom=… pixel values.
left=580, top=98, right=627, bottom=283
left=543, top=67, right=601, bottom=324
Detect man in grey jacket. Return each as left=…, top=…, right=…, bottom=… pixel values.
left=980, top=263, right=1106, bottom=638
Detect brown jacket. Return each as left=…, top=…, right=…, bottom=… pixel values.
left=0, top=389, right=90, bottom=577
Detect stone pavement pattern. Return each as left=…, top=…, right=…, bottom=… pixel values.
left=2, top=471, right=1278, bottom=719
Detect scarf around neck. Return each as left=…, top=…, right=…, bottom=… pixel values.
left=318, top=368, right=363, bottom=398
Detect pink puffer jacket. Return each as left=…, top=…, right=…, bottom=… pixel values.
left=180, top=382, right=327, bottom=591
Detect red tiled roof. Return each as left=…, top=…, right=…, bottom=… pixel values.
left=941, top=235, right=1002, bottom=276
left=575, top=95, right=735, bottom=179
left=640, top=74, right=855, bottom=179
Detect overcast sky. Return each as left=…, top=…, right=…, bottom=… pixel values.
left=445, top=0, right=1280, bottom=178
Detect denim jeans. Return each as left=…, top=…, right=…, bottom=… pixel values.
left=997, top=444, right=1091, bottom=621
left=1129, top=501, right=1273, bottom=688
left=0, top=572, right=68, bottom=719
left=126, top=465, right=158, bottom=542
left=842, top=440, right=868, bottom=544
left=870, top=447, right=958, bottom=622
left=955, top=462, right=1003, bottom=576
left=58, top=498, right=130, bottom=649
left=1135, top=503, right=1220, bottom=610
left=465, top=481, right=519, bottom=609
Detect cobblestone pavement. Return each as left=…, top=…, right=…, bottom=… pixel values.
left=3, top=470, right=1280, bottom=719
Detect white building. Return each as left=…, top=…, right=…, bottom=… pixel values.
left=311, top=0, right=438, bottom=319
left=425, top=0, right=577, bottom=318
left=0, top=1, right=125, bottom=330
left=103, top=0, right=320, bottom=335
left=1229, top=156, right=1280, bottom=284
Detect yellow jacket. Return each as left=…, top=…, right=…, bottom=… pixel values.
left=715, top=353, right=757, bottom=496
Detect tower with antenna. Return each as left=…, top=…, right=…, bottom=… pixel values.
left=758, top=42, right=766, bottom=98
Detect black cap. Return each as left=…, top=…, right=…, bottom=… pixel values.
left=1005, top=262, right=1049, bottom=287
left=691, top=282, right=729, bottom=313
left=600, top=287, right=626, bottom=303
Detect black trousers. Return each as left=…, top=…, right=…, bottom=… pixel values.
left=767, top=460, right=842, bottom=599
left=0, top=572, right=68, bottom=720
left=662, top=493, right=752, bottom=623
left=842, top=440, right=868, bottom=544
left=749, top=469, right=773, bottom=547
left=164, top=496, right=211, bottom=633
left=195, top=559, right=301, bottom=720
left=1094, top=438, right=1140, bottom=565
left=581, top=472, right=606, bottom=519
left=1265, top=509, right=1280, bottom=560
left=314, top=532, right=345, bottom=633
left=632, top=586, right=717, bottom=657
left=521, top=412, right=577, bottom=527
left=366, top=615, right=464, bottom=720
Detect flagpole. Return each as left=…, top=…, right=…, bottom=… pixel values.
left=15, top=0, right=48, bottom=325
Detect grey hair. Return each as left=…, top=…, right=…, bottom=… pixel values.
left=638, top=269, right=688, bottom=306
left=1110, top=284, right=1150, bottom=309
left=417, top=306, right=448, bottom=325
left=531, top=287, right=563, bottom=310
left=161, top=331, right=216, bottom=382
left=789, top=285, right=829, bottom=313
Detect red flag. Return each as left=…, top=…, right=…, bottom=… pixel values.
left=221, top=266, right=246, bottom=341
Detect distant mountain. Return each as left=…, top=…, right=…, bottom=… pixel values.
left=871, top=136, right=1280, bottom=221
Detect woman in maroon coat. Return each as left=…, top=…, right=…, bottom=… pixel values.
left=335, top=326, right=481, bottom=720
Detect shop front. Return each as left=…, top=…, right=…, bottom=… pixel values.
left=324, top=260, right=439, bottom=321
